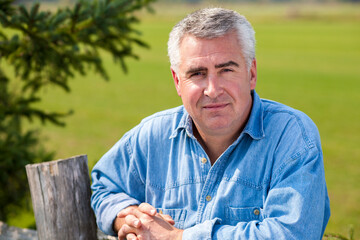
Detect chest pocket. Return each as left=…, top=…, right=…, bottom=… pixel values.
left=156, top=208, right=187, bottom=229
left=225, top=207, right=263, bottom=226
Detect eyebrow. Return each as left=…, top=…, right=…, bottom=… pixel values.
left=215, top=61, right=239, bottom=69
left=185, top=61, right=240, bottom=76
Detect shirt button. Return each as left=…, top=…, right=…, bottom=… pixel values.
left=253, top=209, right=260, bottom=216
left=201, top=158, right=207, bottom=164
left=206, top=195, right=212, bottom=201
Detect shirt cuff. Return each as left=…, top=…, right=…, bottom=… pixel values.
left=182, top=218, right=221, bottom=240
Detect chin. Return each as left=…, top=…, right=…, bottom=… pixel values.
left=205, top=122, right=231, bottom=131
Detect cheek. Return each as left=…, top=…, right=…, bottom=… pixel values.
left=225, top=81, right=251, bottom=101
left=179, top=81, right=203, bottom=103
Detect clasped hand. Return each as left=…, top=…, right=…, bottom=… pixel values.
left=116, top=203, right=183, bottom=240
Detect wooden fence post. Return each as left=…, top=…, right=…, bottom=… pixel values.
left=26, top=155, right=98, bottom=240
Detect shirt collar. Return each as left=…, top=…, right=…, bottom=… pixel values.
left=170, top=90, right=265, bottom=140
left=243, top=90, right=265, bottom=140
left=169, top=108, right=193, bottom=139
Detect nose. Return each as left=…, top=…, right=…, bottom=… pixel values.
left=204, top=74, right=223, bottom=99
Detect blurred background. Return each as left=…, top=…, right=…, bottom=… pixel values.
left=1, top=0, right=359, bottom=238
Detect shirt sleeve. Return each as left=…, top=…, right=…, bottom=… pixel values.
left=183, top=145, right=330, bottom=240
left=90, top=133, right=145, bottom=236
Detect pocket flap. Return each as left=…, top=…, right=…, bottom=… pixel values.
left=226, top=206, right=262, bottom=222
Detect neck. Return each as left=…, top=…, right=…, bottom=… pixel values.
left=193, top=126, right=240, bottom=165
left=192, top=96, right=254, bottom=164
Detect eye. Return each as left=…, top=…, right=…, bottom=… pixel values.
left=191, top=72, right=201, bottom=77
left=221, top=68, right=234, bottom=73
left=189, top=72, right=205, bottom=79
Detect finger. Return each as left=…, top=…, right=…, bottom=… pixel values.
left=126, top=233, right=138, bottom=240
left=125, top=214, right=141, bottom=228
left=118, top=224, right=138, bottom=239
left=138, top=202, right=157, bottom=216
left=117, top=205, right=139, bottom=218
left=161, top=214, right=175, bottom=225
left=119, top=208, right=150, bottom=222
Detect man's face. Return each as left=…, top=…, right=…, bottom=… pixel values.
left=172, top=32, right=257, bottom=139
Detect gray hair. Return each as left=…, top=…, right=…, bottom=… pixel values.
left=168, top=8, right=256, bottom=72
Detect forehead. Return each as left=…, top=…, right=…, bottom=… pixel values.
left=178, top=32, right=244, bottom=68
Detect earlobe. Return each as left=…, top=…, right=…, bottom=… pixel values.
left=171, top=68, right=182, bottom=97
left=250, top=58, right=257, bottom=90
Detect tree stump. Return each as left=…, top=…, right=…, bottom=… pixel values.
left=26, top=155, right=98, bottom=240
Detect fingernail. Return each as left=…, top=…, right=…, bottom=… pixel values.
left=150, top=209, right=156, bottom=215
left=134, top=220, right=140, bottom=227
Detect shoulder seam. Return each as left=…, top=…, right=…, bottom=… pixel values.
left=271, top=145, right=320, bottom=186
left=125, top=135, right=146, bottom=186
left=264, top=108, right=315, bottom=149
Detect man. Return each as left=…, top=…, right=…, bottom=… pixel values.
left=91, top=7, right=330, bottom=240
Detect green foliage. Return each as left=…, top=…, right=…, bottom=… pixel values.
left=0, top=66, right=56, bottom=221
left=0, top=0, right=155, bottom=222
left=324, top=225, right=355, bottom=240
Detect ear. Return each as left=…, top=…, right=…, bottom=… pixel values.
left=171, top=68, right=182, bottom=97
left=249, top=58, right=257, bottom=90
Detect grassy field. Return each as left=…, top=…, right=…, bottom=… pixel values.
left=5, top=2, right=360, bottom=238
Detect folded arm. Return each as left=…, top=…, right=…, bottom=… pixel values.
left=116, top=203, right=181, bottom=240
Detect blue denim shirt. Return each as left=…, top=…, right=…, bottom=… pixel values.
left=91, top=91, right=330, bottom=239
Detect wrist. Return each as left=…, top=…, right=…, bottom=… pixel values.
left=112, top=216, right=125, bottom=234
left=173, top=228, right=184, bottom=240
left=113, top=205, right=139, bottom=233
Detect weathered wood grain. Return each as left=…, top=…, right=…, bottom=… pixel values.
left=26, top=155, right=98, bottom=240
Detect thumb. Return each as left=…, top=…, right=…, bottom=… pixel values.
left=159, top=214, right=175, bottom=225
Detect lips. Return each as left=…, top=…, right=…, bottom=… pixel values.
left=203, top=103, right=229, bottom=110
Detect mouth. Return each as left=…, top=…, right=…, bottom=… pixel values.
left=203, top=103, right=229, bottom=110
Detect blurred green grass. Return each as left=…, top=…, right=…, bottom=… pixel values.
left=5, top=2, right=360, bottom=238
